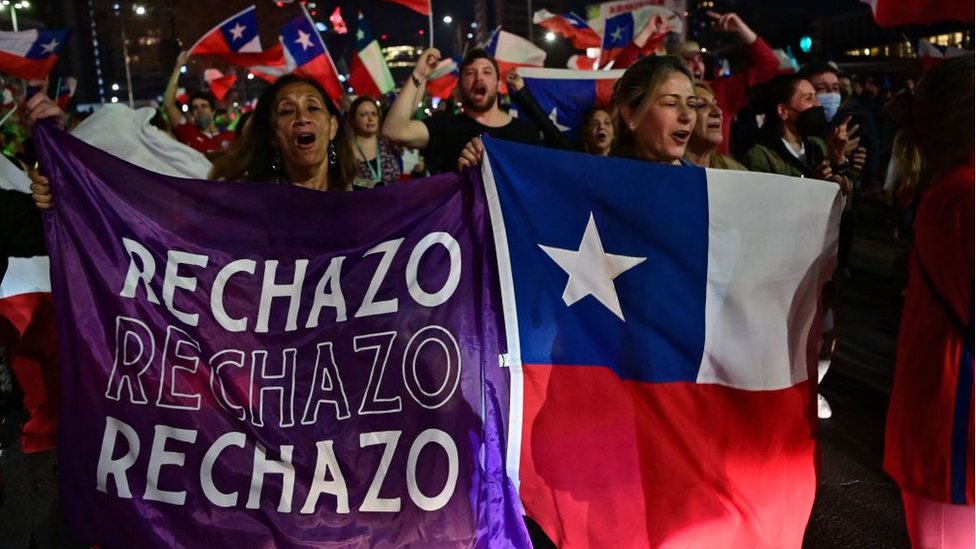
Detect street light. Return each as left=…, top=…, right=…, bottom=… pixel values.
left=0, top=0, right=30, bottom=32
left=442, top=15, right=452, bottom=24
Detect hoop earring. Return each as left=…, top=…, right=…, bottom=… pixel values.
left=271, top=151, right=282, bottom=174
left=328, top=141, right=337, bottom=166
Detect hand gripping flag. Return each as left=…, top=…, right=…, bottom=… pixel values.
left=481, top=137, right=843, bottom=548
left=281, top=8, right=344, bottom=102
left=32, top=121, right=529, bottom=549
left=348, top=13, right=394, bottom=97
left=0, top=29, right=68, bottom=81
left=189, top=6, right=288, bottom=79
left=532, top=10, right=600, bottom=50
left=512, top=67, right=623, bottom=142
left=861, top=0, right=974, bottom=26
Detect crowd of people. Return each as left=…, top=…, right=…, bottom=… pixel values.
left=1, top=9, right=973, bottom=548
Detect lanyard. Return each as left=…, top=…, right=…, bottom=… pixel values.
left=355, top=139, right=382, bottom=182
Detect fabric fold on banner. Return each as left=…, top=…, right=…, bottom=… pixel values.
left=481, top=137, right=842, bottom=548
left=32, top=123, right=528, bottom=549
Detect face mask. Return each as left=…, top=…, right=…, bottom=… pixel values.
left=795, top=106, right=827, bottom=137
left=816, top=92, right=842, bottom=122
left=193, top=113, right=213, bottom=131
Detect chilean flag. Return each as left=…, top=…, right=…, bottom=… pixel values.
left=348, top=12, right=394, bottom=97
left=426, top=56, right=459, bottom=100
left=189, top=6, right=263, bottom=59
left=512, top=67, right=623, bottom=142
left=203, top=68, right=237, bottom=101
left=0, top=29, right=67, bottom=81
left=532, top=9, right=600, bottom=50
left=484, top=28, right=545, bottom=92
left=56, top=76, right=77, bottom=110
left=862, top=0, right=974, bottom=26
left=280, top=9, right=344, bottom=102
left=482, top=138, right=842, bottom=548
left=599, top=12, right=635, bottom=68
left=189, top=7, right=288, bottom=78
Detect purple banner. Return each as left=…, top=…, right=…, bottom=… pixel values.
left=33, top=124, right=527, bottom=548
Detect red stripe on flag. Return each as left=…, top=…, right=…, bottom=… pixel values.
left=381, top=0, right=430, bottom=16
left=295, top=55, right=344, bottom=103
left=519, top=363, right=817, bottom=548
left=0, top=49, right=57, bottom=81
left=0, top=291, right=59, bottom=453
left=868, top=0, right=974, bottom=26
left=349, top=55, right=383, bottom=97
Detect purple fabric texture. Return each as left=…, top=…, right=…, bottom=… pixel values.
left=33, top=123, right=527, bottom=549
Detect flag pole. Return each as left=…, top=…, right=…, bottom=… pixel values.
left=428, top=10, right=434, bottom=49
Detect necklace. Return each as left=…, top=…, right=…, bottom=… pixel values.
left=355, top=137, right=382, bottom=183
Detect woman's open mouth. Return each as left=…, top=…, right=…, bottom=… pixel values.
left=296, top=132, right=316, bottom=148
left=671, top=130, right=690, bottom=143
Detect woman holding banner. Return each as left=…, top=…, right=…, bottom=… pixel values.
left=608, top=56, right=698, bottom=166
left=458, top=56, right=698, bottom=170
left=28, top=74, right=357, bottom=204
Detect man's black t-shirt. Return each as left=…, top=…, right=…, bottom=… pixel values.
left=422, top=113, right=543, bottom=174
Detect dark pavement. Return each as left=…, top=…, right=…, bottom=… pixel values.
left=804, top=196, right=912, bottom=548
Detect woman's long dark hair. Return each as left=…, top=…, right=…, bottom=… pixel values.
left=209, top=75, right=355, bottom=190
left=753, top=73, right=807, bottom=137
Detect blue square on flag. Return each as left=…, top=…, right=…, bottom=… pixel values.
left=484, top=138, right=709, bottom=383
left=356, top=18, right=377, bottom=49
left=26, top=30, right=66, bottom=59
left=219, top=9, right=259, bottom=51
left=282, top=16, right=321, bottom=67
left=565, top=12, right=589, bottom=29
left=603, top=13, right=634, bottom=49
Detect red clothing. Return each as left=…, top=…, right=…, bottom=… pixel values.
left=709, top=38, right=780, bottom=155
left=172, top=121, right=234, bottom=154
left=885, top=160, right=975, bottom=505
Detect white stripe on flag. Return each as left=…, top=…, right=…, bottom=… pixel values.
left=480, top=154, right=525, bottom=491
left=696, top=168, right=842, bottom=390
left=0, top=29, right=39, bottom=57
left=516, top=67, right=624, bottom=80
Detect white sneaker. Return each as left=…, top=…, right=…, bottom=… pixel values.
left=818, top=394, right=833, bottom=419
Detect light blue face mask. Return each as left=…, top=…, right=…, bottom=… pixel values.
left=816, top=92, right=842, bottom=122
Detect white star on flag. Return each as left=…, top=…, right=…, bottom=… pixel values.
left=228, top=22, right=247, bottom=41
left=548, top=107, right=569, bottom=132
left=539, top=213, right=646, bottom=321
left=357, top=29, right=365, bottom=41
left=40, top=39, right=60, bottom=55
left=610, top=26, right=624, bottom=43
left=295, top=29, right=315, bottom=51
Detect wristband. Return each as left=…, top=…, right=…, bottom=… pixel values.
left=410, top=73, right=422, bottom=87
